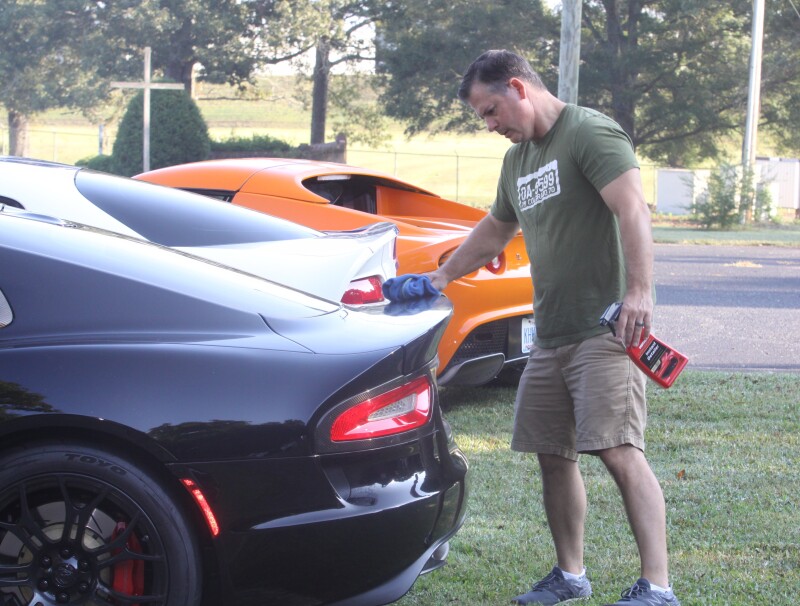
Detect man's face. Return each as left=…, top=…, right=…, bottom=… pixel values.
left=467, top=80, right=533, bottom=143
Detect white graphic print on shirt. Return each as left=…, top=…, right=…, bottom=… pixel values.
left=516, top=159, right=560, bottom=211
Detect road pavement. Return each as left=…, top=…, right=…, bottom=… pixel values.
left=652, top=243, right=800, bottom=373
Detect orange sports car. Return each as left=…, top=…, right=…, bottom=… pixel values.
left=137, top=158, right=534, bottom=386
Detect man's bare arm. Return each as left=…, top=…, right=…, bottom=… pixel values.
left=600, top=167, right=654, bottom=348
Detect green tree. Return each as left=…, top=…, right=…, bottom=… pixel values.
left=101, top=0, right=254, bottom=97
left=759, top=1, right=800, bottom=156
left=578, top=1, right=756, bottom=165
left=328, top=73, right=390, bottom=147
left=0, top=1, right=113, bottom=156
left=376, top=0, right=557, bottom=136
left=377, top=1, right=800, bottom=164
left=259, top=0, right=380, bottom=144
left=579, top=1, right=800, bottom=163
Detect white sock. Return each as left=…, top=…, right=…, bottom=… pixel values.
left=558, top=567, right=587, bottom=581
left=648, top=581, right=671, bottom=594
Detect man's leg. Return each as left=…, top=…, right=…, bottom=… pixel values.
left=538, top=453, right=586, bottom=575
left=598, top=444, right=669, bottom=588
left=510, top=342, right=595, bottom=604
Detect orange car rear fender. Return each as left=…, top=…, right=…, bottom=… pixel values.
left=434, top=269, right=533, bottom=369
left=436, top=299, right=534, bottom=371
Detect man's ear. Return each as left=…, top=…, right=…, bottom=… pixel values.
left=509, top=77, right=527, bottom=99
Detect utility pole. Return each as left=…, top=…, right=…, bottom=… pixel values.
left=741, top=0, right=765, bottom=222
left=742, top=0, right=765, bottom=166
left=558, top=0, right=582, bottom=104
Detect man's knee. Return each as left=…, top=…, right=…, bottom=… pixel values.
left=598, top=444, right=645, bottom=475
left=538, top=453, right=578, bottom=476
left=598, top=445, right=662, bottom=495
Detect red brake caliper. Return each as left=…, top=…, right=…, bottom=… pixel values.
left=111, top=521, right=144, bottom=602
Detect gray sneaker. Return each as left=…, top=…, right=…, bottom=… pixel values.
left=604, top=578, right=681, bottom=606
left=511, top=567, right=592, bottom=605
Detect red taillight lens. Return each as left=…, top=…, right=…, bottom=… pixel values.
left=341, top=275, right=385, bottom=305
left=485, top=253, right=505, bottom=274
left=331, top=376, right=432, bottom=441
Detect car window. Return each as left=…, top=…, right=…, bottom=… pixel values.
left=76, top=170, right=321, bottom=247
left=304, top=177, right=377, bottom=214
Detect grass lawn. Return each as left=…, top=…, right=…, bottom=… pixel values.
left=397, top=371, right=800, bottom=605
left=652, top=223, right=800, bottom=247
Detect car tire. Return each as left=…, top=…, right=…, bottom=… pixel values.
left=0, top=442, right=202, bottom=606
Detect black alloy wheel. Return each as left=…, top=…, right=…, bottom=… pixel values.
left=0, top=443, right=201, bottom=606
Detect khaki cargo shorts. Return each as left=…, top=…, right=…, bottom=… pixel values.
left=511, top=332, right=647, bottom=460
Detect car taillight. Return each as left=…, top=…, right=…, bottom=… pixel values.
left=341, top=275, right=385, bottom=305
left=485, top=253, right=504, bottom=274
left=331, top=376, right=432, bottom=442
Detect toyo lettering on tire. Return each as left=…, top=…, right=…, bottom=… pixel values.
left=0, top=443, right=201, bottom=606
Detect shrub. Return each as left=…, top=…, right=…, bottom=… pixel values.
left=691, top=164, right=741, bottom=229
left=691, top=163, right=778, bottom=229
left=75, top=154, right=116, bottom=174
left=111, top=90, right=210, bottom=176
left=210, top=134, right=294, bottom=155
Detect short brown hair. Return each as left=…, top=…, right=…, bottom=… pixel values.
left=458, top=50, right=545, bottom=101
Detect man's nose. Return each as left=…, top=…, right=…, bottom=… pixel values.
left=486, top=117, right=499, bottom=132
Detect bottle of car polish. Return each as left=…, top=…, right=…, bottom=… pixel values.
left=599, top=302, right=689, bottom=388
left=626, top=332, right=689, bottom=388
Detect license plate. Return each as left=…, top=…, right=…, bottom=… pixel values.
left=521, top=316, right=535, bottom=354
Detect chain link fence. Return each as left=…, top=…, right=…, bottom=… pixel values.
left=0, top=126, right=107, bottom=165
left=0, top=125, right=659, bottom=209
left=348, top=146, right=658, bottom=208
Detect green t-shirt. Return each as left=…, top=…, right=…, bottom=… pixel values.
left=491, top=105, right=639, bottom=348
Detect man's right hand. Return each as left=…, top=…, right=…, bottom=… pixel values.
left=425, top=270, right=450, bottom=293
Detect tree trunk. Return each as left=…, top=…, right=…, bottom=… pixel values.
left=603, top=0, right=639, bottom=144
left=8, top=110, right=29, bottom=158
left=164, top=61, right=196, bottom=98
left=310, top=38, right=332, bottom=145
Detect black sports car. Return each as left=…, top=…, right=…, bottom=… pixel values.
left=0, top=208, right=468, bottom=605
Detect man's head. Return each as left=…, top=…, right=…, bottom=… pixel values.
left=458, top=50, right=544, bottom=102
left=459, top=50, right=560, bottom=143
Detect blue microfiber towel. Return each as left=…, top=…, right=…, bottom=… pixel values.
left=382, top=274, right=440, bottom=302
left=385, top=296, right=440, bottom=316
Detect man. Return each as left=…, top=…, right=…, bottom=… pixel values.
left=426, top=50, right=680, bottom=606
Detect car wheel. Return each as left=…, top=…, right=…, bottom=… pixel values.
left=0, top=442, right=201, bottom=606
